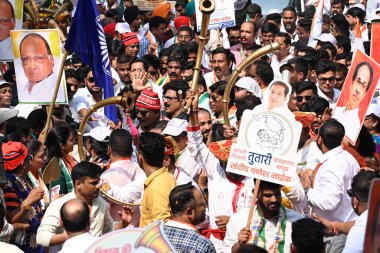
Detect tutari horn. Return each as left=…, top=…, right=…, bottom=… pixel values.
left=134, top=222, right=175, bottom=252
left=222, top=42, right=281, bottom=127
left=183, top=0, right=215, bottom=112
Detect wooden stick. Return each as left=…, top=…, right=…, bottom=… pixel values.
left=246, top=179, right=261, bottom=229
left=42, top=51, right=68, bottom=145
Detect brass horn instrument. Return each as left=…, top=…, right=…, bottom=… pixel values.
left=77, top=92, right=138, bottom=206
left=222, top=43, right=280, bottom=127
left=183, top=0, right=215, bottom=112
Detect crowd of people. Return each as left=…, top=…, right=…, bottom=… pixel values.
left=1, top=0, right=380, bottom=252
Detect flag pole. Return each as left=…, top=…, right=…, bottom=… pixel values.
left=42, top=51, right=68, bottom=145
left=246, top=179, right=261, bottom=229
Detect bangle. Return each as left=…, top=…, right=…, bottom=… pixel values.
left=22, top=200, right=31, bottom=210
left=331, top=221, right=338, bottom=235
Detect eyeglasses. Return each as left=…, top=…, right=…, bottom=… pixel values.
left=21, top=55, right=51, bottom=65
left=163, top=95, right=179, bottom=102
left=234, top=86, right=245, bottom=92
left=318, top=77, right=336, bottom=83
left=296, top=95, right=312, bottom=102
left=87, top=77, right=95, bottom=83
left=0, top=18, right=13, bottom=25
left=136, top=110, right=149, bottom=117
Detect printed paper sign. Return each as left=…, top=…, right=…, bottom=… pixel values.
left=10, top=29, right=68, bottom=104
left=194, top=0, right=236, bottom=32
left=132, top=0, right=175, bottom=11
left=332, top=50, right=380, bottom=145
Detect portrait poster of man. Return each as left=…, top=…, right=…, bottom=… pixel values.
left=10, top=29, right=68, bottom=104
left=332, top=50, right=380, bottom=145
left=0, top=0, right=23, bottom=61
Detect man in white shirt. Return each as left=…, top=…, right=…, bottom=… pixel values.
left=18, top=33, right=66, bottom=103
left=37, top=162, right=132, bottom=248
left=203, top=48, right=234, bottom=88
left=0, top=0, right=15, bottom=61
left=302, top=119, right=359, bottom=222
left=316, top=60, right=341, bottom=108
left=333, top=62, right=374, bottom=143
left=58, top=199, right=98, bottom=253
left=271, top=32, right=294, bottom=80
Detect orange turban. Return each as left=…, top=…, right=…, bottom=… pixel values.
left=153, top=2, right=172, bottom=18
left=294, top=111, right=316, bottom=128
left=209, top=139, right=234, bottom=162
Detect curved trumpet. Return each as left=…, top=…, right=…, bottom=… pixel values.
left=77, top=93, right=137, bottom=206
left=183, top=0, right=215, bottom=112
left=222, top=43, right=280, bottom=127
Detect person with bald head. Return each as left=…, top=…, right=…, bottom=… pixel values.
left=230, top=21, right=258, bottom=66
left=58, top=199, right=97, bottom=253
left=0, top=0, right=15, bottom=60
left=18, top=33, right=65, bottom=103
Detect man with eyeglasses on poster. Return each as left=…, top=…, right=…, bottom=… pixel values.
left=333, top=62, right=374, bottom=143
left=18, top=33, right=65, bottom=103
left=0, top=0, right=15, bottom=61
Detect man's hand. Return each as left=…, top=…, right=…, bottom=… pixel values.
left=238, top=227, right=251, bottom=246
left=119, top=205, right=134, bottom=228
left=223, top=125, right=236, bottom=140
left=12, top=223, right=30, bottom=231
left=312, top=212, right=334, bottom=235
left=215, top=215, right=230, bottom=230
left=298, top=170, right=312, bottom=189
left=147, top=43, right=158, bottom=55
left=131, top=69, right=148, bottom=91
left=321, top=107, right=332, bottom=123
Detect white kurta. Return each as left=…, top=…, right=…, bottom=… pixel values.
left=0, top=37, right=13, bottom=61
left=296, top=139, right=323, bottom=171
left=307, top=146, right=359, bottom=222
left=333, top=106, right=361, bottom=143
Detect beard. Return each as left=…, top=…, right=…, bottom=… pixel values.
left=258, top=197, right=281, bottom=218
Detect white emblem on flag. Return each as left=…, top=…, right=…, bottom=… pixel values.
left=96, top=16, right=112, bottom=78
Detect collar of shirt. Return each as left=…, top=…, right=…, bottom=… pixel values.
left=317, top=85, right=340, bottom=103
left=144, top=167, right=167, bottom=187
left=320, top=145, right=344, bottom=163
left=166, top=220, right=199, bottom=232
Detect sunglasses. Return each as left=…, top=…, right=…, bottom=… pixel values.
left=296, top=95, right=312, bottom=102
left=88, top=77, right=95, bottom=83
left=136, top=110, right=149, bottom=117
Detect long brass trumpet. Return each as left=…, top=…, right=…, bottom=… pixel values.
left=222, top=42, right=280, bottom=127
left=183, top=0, right=215, bottom=112
left=77, top=93, right=138, bottom=206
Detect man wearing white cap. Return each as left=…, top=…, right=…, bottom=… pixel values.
left=84, top=126, right=111, bottom=165
left=234, top=77, right=263, bottom=104
left=0, top=108, right=18, bottom=142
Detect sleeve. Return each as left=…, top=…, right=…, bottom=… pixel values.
left=73, top=95, right=88, bottom=112
left=36, top=201, right=64, bottom=247
left=0, top=218, right=14, bottom=242
left=222, top=211, right=242, bottom=252
left=102, top=204, right=116, bottom=234
left=2, top=184, right=20, bottom=211
left=137, top=37, right=150, bottom=58
left=307, top=165, right=343, bottom=211
left=187, top=129, right=221, bottom=180
left=104, top=173, right=145, bottom=202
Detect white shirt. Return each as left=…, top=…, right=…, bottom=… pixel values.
left=37, top=191, right=115, bottom=247
left=333, top=106, right=361, bottom=144
left=19, top=74, right=66, bottom=104
left=342, top=210, right=368, bottom=253
left=176, top=148, right=202, bottom=180
left=0, top=242, right=24, bottom=253
left=307, top=146, right=359, bottom=222
left=187, top=129, right=254, bottom=249
left=204, top=71, right=218, bottom=88
left=271, top=54, right=294, bottom=81
left=317, top=86, right=341, bottom=108
left=0, top=37, right=13, bottom=61
left=58, top=232, right=97, bottom=253
left=296, top=139, right=323, bottom=171
left=222, top=207, right=303, bottom=253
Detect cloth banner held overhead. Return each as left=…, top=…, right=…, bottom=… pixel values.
left=65, top=0, right=117, bottom=123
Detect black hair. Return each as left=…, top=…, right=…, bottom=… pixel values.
left=295, top=81, right=318, bottom=95
left=198, top=76, right=207, bottom=92
left=316, top=60, right=336, bottom=76
left=27, top=109, right=47, bottom=135
left=247, top=3, right=262, bottom=18
left=237, top=244, right=268, bottom=253
left=181, top=61, right=195, bottom=71
left=60, top=199, right=90, bottom=233
left=210, top=81, right=235, bottom=106
left=331, top=14, right=350, bottom=37
left=352, top=62, right=374, bottom=92
left=117, top=54, right=133, bottom=65
left=109, top=129, right=133, bottom=157
left=211, top=123, right=225, bottom=142
left=352, top=170, right=378, bottom=202
left=226, top=26, right=240, bottom=34
left=346, top=7, right=366, bottom=24
left=253, top=60, right=274, bottom=85
left=65, top=69, right=81, bottom=82
left=5, top=117, right=31, bottom=139
left=323, top=14, right=331, bottom=24
left=19, top=33, right=52, bottom=56
left=163, top=80, right=190, bottom=99
left=291, top=218, right=325, bottom=253
left=356, top=127, right=375, bottom=157
left=332, top=0, right=345, bottom=7
left=71, top=161, right=101, bottom=183
left=139, top=132, right=165, bottom=167
left=149, top=16, right=168, bottom=29
left=167, top=55, right=186, bottom=67
left=152, top=120, right=169, bottom=132
left=236, top=96, right=262, bottom=121
left=308, top=96, right=329, bottom=115
left=169, top=182, right=196, bottom=216
left=261, top=21, right=280, bottom=35
left=26, top=139, right=43, bottom=157
left=258, top=180, right=282, bottom=192
left=184, top=41, right=198, bottom=54
left=89, top=136, right=109, bottom=159
left=266, top=13, right=282, bottom=25
left=319, top=119, right=345, bottom=149
left=131, top=58, right=149, bottom=71
left=290, top=58, right=308, bottom=76
left=175, top=0, right=187, bottom=8
left=178, top=25, right=194, bottom=38
left=142, top=54, right=160, bottom=70
left=282, top=6, right=297, bottom=15
left=159, top=47, right=171, bottom=58
left=336, top=35, right=351, bottom=54
left=168, top=44, right=189, bottom=64
left=335, top=62, right=348, bottom=76
left=298, top=18, right=312, bottom=32
left=211, top=47, right=235, bottom=65
left=276, top=32, right=291, bottom=45
left=45, top=124, right=71, bottom=159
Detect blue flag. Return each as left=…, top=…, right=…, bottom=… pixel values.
left=65, top=0, right=117, bottom=123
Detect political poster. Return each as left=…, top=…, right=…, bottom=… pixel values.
left=332, top=50, right=380, bottom=145
left=227, top=80, right=302, bottom=186
left=0, top=0, right=23, bottom=61
left=132, top=0, right=175, bottom=11
left=363, top=179, right=380, bottom=253
left=85, top=221, right=176, bottom=253
left=10, top=29, right=68, bottom=104
left=370, top=21, right=380, bottom=65
left=194, top=0, right=236, bottom=32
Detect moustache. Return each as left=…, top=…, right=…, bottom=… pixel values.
left=214, top=67, right=221, bottom=72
